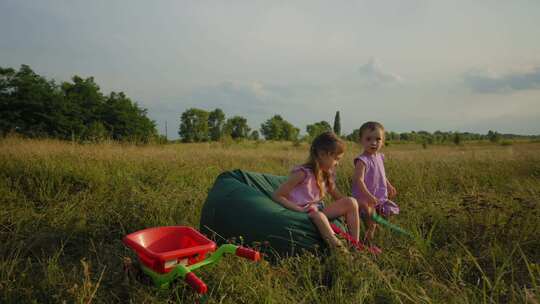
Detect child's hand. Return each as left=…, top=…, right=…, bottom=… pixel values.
left=293, top=204, right=311, bottom=213
left=302, top=203, right=318, bottom=213
left=388, top=184, right=397, bottom=199
left=367, top=195, right=378, bottom=207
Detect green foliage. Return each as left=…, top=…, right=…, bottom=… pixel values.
left=1, top=65, right=73, bottom=138
left=488, top=130, right=501, bottom=143
left=346, top=128, right=539, bottom=145
left=102, top=92, right=157, bottom=143
left=0, top=65, right=157, bottom=143
left=333, top=111, right=341, bottom=136
left=82, top=121, right=108, bottom=142
left=346, top=129, right=360, bottom=142
left=282, top=122, right=300, bottom=141
left=224, top=116, right=251, bottom=139
left=249, top=130, right=260, bottom=141
left=179, top=109, right=251, bottom=142
left=385, top=131, right=400, bottom=141
left=453, top=132, right=462, bottom=145
left=208, top=108, right=225, bottom=141
left=179, top=108, right=210, bottom=142
left=306, top=121, right=332, bottom=140
left=260, top=115, right=299, bottom=141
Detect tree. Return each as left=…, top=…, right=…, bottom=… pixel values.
left=333, top=111, right=341, bottom=136
left=249, top=130, right=260, bottom=141
left=208, top=108, right=225, bottom=141
left=261, top=115, right=283, bottom=140
left=82, top=121, right=108, bottom=142
left=282, top=122, right=299, bottom=141
left=102, top=91, right=157, bottom=142
left=0, top=65, right=157, bottom=142
left=487, top=130, right=501, bottom=143
left=306, top=121, right=332, bottom=139
left=453, top=132, right=462, bottom=145
left=61, top=75, right=104, bottom=129
left=224, top=116, right=250, bottom=139
left=388, top=131, right=400, bottom=141
left=347, top=129, right=360, bottom=142
left=0, top=65, right=74, bottom=138
left=260, top=115, right=299, bottom=141
left=179, top=108, right=210, bottom=142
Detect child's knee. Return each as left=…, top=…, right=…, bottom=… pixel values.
left=345, top=197, right=358, bottom=211
left=365, top=203, right=375, bottom=215
left=308, top=210, right=324, bottom=220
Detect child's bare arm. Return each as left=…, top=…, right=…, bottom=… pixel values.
left=272, top=171, right=307, bottom=212
left=327, top=177, right=345, bottom=201
left=353, top=161, right=378, bottom=206
left=328, top=187, right=345, bottom=201
left=386, top=179, right=397, bottom=198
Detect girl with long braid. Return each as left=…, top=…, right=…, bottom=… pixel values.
left=273, top=131, right=360, bottom=250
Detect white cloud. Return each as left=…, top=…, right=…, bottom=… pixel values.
left=188, top=81, right=284, bottom=114
left=463, top=66, right=540, bottom=94
left=357, top=57, right=402, bottom=87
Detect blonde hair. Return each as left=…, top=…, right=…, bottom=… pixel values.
left=358, top=121, right=385, bottom=141
left=304, top=131, right=345, bottom=197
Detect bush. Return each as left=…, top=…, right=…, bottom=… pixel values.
left=82, top=122, right=109, bottom=143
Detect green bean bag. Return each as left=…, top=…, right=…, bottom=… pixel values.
left=199, top=169, right=346, bottom=257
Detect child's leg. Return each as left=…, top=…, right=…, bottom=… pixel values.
left=357, top=200, right=377, bottom=242
left=308, top=210, right=342, bottom=247
left=321, top=197, right=360, bottom=242
left=366, top=223, right=378, bottom=242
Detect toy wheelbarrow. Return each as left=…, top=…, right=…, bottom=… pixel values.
left=123, top=226, right=260, bottom=293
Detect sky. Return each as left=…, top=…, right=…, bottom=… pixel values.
left=1, top=0, right=539, bottom=138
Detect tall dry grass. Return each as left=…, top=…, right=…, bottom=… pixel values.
left=1, top=137, right=539, bottom=303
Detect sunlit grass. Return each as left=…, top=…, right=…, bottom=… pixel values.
left=1, top=137, right=539, bottom=303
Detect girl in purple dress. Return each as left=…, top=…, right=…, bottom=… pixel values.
left=273, top=132, right=360, bottom=251
left=352, top=121, right=400, bottom=242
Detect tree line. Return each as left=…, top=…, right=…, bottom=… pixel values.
left=178, top=109, right=343, bottom=142
left=2, top=64, right=537, bottom=144
left=179, top=107, right=539, bottom=144
left=347, top=129, right=538, bottom=145
left=0, top=65, right=158, bottom=142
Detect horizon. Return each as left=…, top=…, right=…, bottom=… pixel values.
left=1, top=1, right=539, bottom=138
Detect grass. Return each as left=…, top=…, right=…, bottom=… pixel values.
left=0, top=137, right=539, bottom=303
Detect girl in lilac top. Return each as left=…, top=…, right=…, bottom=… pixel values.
left=352, top=121, right=400, bottom=242
left=273, top=132, right=360, bottom=251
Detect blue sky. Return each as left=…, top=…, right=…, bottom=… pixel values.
left=1, top=0, right=539, bottom=138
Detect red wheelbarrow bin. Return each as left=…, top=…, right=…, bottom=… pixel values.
left=123, top=226, right=260, bottom=293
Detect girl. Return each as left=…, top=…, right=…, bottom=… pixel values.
left=273, top=131, right=360, bottom=250
left=352, top=121, right=400, bottom=242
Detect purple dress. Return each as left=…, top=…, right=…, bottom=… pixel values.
left=352, top=153, right=400, bottom=217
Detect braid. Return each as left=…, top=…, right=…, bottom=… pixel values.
left=304, top=131, right=345, bottom=197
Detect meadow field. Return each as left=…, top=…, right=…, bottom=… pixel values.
left=0, top=137, right=539, bottom=303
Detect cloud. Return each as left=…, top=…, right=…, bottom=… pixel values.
left=463, top=66, right=540, bottom=94
left=357, top=57, right=402, bottom=87
left=187, top=81, right=334, bottom=113
left=460, top=112, right=540, bottom=135
left=188, top=81, right=285, bottom=115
